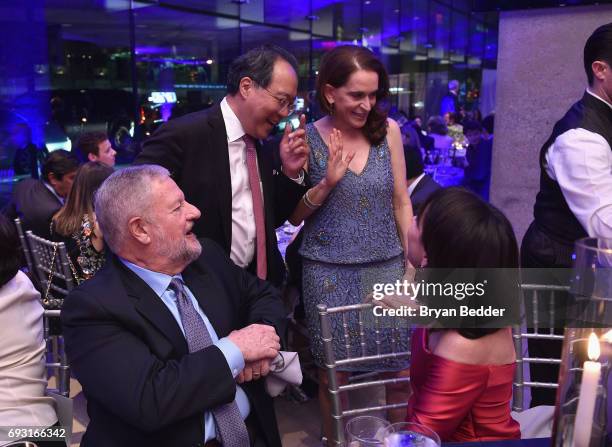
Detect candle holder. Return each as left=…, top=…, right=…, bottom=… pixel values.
left=552, top=238, right=612, bottom=447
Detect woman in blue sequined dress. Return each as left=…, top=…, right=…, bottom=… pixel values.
left=289, top=45, right=414, bottom=438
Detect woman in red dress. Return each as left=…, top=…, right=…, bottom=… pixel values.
left=405, top=187, right=521, bottom=442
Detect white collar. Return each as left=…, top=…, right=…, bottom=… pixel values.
left=408, top=173, right=426, bottom=196
left=586, top=88, right=612, bottom=110
left=43, top=181, right=63, bottom=204
left=220, top=97, right=247, bottom=143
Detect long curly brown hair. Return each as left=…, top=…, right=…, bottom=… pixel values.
left=315, top=45, right=390, bottom=146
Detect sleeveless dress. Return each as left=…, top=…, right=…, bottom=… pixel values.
left=299, top=123, right=409, bottom=371
left=407, top=328, right=520, bottom=441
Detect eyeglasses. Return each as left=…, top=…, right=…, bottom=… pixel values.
left=259, top=85, right=296, bottom=114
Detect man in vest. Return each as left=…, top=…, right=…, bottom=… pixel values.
left=521, top=22, right=612, bottom=406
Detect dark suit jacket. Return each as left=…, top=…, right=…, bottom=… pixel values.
left=136, top=105, right=307, bottom=287
left=61, top=239, right=286, bottom=447
left=410, top=174, right=441, bottom=216
left=2, top=179, right=62, bottom=239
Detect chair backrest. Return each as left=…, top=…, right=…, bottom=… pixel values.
left=25, top=230, right=74, bottom=301
left=14, top=217, right=35, bottom=275
left=512, top=283, right=570, bottom=411
left=318, top=302, right=411, bottom=446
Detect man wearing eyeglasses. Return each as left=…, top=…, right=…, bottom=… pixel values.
left=137, top=45, right=309, bottom=288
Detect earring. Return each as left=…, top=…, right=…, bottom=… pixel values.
left=329, top=102, right=335, bottom=116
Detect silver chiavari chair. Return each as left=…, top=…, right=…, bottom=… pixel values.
left=512, top=283, right=570, bottom=411
left=318, top=302, right=411, bottom=446
left=14, top=218, right=35, bottom=276
left=26, top=230, right=74, bottom=397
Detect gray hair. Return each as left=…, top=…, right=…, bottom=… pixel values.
left=448, top=79, right=459, bottom=91
left=94, top=164, right=170, bottom=253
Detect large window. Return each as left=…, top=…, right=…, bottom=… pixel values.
left=0, top=0, right=498, bottom=189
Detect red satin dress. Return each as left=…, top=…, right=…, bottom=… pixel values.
left=406, top=328, right=521, bottom=442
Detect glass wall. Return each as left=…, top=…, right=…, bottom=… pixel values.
left=0, top=0, right=498, bottom=188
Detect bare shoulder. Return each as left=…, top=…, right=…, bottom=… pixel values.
left=431, top=329, right=515, bottom=366
left=386, top=117, right=401, bottom=135
left=385, top=118, right=403, bottom=155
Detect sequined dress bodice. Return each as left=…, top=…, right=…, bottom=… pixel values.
left=299, top=123, right=403, bottom=264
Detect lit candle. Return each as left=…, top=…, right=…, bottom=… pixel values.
left=572, top=332, right=601, bottom=447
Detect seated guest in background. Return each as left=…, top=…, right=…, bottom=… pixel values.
left=0, top=214, right=59, bottom=439
left=405, top=188, right=520, bottom=442
left=2, top=150, right=80, bottom=239
left=411, top=116, right=434, bottom=154
left=404, top=145, right=441, bottom=216
left=51, top=161, right=114, bottom=283
left=62, top=165, right=285, bottom=447
left=462, top=120, right=493, bottom=201
left=393, top=110, right=422, bottom=153
left=74, top=131, right=116, bottom=167
left=427, top=115, right=453, bottom=158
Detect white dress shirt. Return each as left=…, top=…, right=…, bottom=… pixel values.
left=544, top=89, right=612, bottom=239
left=408, top=173, right=426, bottom=197
left=220, top=97, right=260, bottom=268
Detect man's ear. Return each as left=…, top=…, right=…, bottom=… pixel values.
left=323, top=83, right=335, bottom=106
left=591, top=60, right=609, bottom=82
left=47, top=172, right=59, bottom=188
left=88, top=153, right=98, bottom=162
left=128, top=216, right=151, bottom=246
left=238, top=76, right=254, bottom=99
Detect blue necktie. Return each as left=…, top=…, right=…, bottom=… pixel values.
left=169, top=278, right=250, bottom=446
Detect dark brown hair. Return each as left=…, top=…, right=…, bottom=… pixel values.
left=584, top=22, right=612, bottom=85
left=53, top=161, right=114, bottom=236
left=419, top=187, right=518, bottom=269
left=316, top=45, right=390, bottom=145
left=76, top=131, right=108, bottom=161
left=418, top=188, right=519, bottom=338
left=0, top=214, right=21, bottom=287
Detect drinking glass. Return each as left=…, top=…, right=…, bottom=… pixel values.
left=345, top=416, right=391, bottom=446
left=382, top=422, right=441, bottom=447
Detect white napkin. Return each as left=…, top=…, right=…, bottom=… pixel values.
left=265, top=351, right=302, bottom=397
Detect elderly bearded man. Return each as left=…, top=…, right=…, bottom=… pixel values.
left=61, top=165, right=286, bottom=447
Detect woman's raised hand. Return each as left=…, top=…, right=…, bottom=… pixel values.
left=325, top=128, right=355, bottom=188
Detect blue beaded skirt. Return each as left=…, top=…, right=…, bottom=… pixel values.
left=302, top=254, right=410, bottom=371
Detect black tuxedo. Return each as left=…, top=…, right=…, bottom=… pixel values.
left=61, top=239, right=286, bottom=447
left=136, top=105, right=307, bottom=287
left=2, top=178, right=62, bottom=239
left=409, top=174, right=441, bottom=216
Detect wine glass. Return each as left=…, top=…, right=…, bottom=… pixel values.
left=345, top=415, right=391, bottom=446
left=382, top=422, right=441, bottom=447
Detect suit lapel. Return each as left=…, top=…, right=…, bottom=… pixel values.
left=182, top=263, right=231, bottom=338
left=207, top=105, right=233, bottom=249
left=115, top=257, right=188, bottom=355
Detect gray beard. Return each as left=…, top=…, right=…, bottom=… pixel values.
left=155, top=234, right=202, bottom=268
